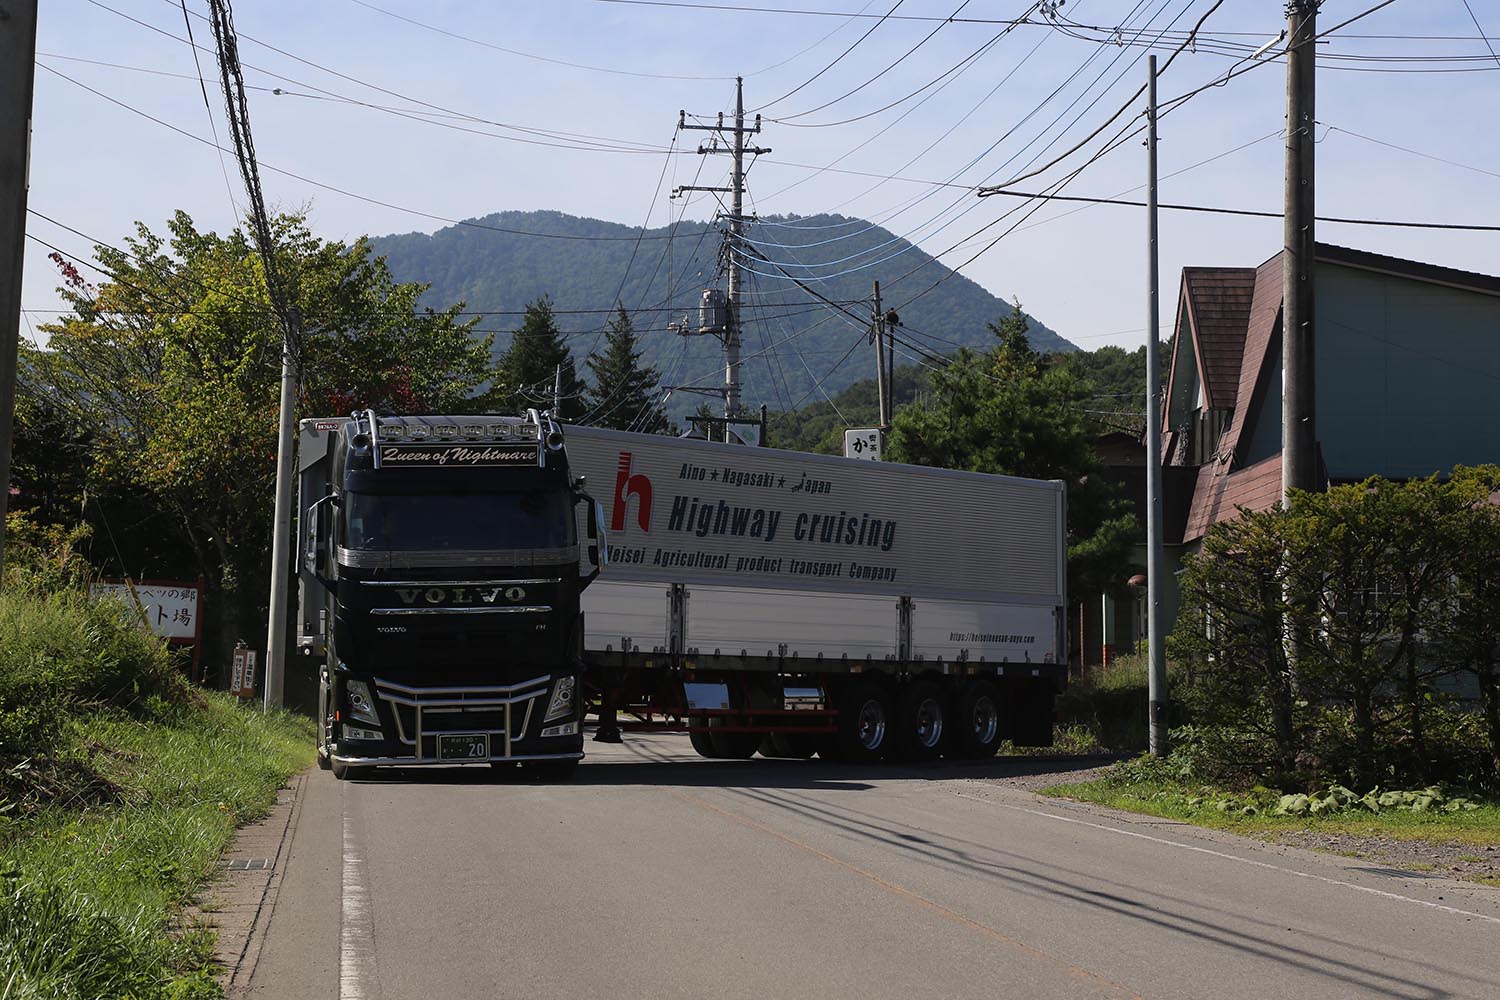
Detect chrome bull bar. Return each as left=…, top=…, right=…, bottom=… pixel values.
left=373, top=674, right=552, bottom=761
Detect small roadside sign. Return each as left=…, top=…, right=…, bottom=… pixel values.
left=230, top=645, right=258, bottom=700
left=843, top=428, right=882, bottom=461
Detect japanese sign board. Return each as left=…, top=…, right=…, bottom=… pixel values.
left=230, top=647, right=258, bottom=699
left=842, top=428, right=882, bottom=462
left=91, top=581, right=201, bottom=641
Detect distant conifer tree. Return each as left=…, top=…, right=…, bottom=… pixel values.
left=492, top=296, right=585, bottom=420
left=584, top=305, right=668, bottom=434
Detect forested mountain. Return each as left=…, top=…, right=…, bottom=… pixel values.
left=370, top=210, right=1073, bottom=418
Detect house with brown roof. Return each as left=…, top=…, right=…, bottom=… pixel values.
left=1167, top=243, right=1500, bottom=548
left=1081, top=243, right=1500, bottom=668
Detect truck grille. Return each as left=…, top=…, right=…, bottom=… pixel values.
left=373, top=675, right=550, bottom=758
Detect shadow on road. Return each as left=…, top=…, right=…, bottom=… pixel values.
left=346, top=750, right=1124, bottom=791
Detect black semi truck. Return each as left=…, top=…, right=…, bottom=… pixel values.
left=297, top=411, right=605, bottom=780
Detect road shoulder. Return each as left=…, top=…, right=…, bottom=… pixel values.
left=192, top=768, right=310, bottom=993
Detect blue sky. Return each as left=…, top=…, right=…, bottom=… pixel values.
left=21, top=0, right=1500, bottom=370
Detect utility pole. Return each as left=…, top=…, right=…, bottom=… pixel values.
left=1143, top=55, right=1168, bottom=758
left=0, top=2, right=39, bottom=585
left=872, top=281, right=888, bottom=431
left=1282, top=1, right=1319, bottom=501
left=676, top=77, right=770, bottom=440
left=208, top=0, right=300, bottom=708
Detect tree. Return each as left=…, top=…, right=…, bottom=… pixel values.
left=1171, top=505, right=1301, bottom=779
left=1438, top=466, right=1500, bottom=778
left=887, top=305, right=1136, bottom=602
left=491, top=296, right=586, bottom=421
left=32, top=210, right=490, bottom=670
left=1284, top=480, right=1455, bottom=788
left=584, top=305, right=667, bottom=433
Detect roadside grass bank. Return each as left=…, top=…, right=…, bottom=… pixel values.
left=0, top=579, right=314, bottom=999
left=1043, top=754, right=1500, bottom=885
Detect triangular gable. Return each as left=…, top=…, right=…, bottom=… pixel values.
left=1215, top=254, right=1285, bottom=469
left=1182, top=267, right=1256, bottom=412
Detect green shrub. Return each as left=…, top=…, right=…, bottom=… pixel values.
left=0, top=587, right=188, bottom=723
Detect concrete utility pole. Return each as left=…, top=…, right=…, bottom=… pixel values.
left=0, top=1, right=39, bottom=585
left=1144, top=55, right=1168, bottom=758
left=676, top=77, right=770, bottom=439
left=1282, top=1, right=1319, bottom=502
left=872, top=281, right=888, bottom=431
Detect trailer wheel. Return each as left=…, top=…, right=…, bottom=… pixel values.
left=687, top=717, right=716, bottom=757
left=832, top=679, right=893, bottom=763
left=760, top=733, right=818, bottom=759
left=954, top=679, right=1003, bottom=759
left=896, top=680, right=948, bottom=761
left=706, top=725, right=759, bottom=759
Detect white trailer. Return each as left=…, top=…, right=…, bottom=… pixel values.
left=562, top=426, right=1067, bottom=762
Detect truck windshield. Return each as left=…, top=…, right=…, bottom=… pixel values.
left=343, top=491, right=576, bottom=551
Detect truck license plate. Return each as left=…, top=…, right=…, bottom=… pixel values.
left=437, top=733, right=489, bottom=761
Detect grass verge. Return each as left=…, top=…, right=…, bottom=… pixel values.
left=0, top=696, right=314, bottom=999
left=1043, top=758, right=1500, bottom=850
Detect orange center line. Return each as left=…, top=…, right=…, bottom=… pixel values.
left=666, top=787, right=1145, bottom=1000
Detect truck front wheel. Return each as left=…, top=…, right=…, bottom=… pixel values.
left=330, top=758, right=371, bottom=781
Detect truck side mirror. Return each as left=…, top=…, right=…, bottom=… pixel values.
left=578, top=495, right=608, bottom=590
left=302, top=495, right=336, bottom=590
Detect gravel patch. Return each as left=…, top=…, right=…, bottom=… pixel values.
left=972, top=755, right=1124, bottom=792
left=1264, top=829, right=1500, bottom=885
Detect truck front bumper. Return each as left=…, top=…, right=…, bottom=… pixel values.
left=336, top=672, right=584, bottom=765
left=330, top=749, right=583, bottom=767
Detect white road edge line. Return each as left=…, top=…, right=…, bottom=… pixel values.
left=341, top=803, right=376, bottom=1000
left=953, top=791, right=1500, bottom=926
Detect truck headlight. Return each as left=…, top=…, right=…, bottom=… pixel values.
left=543, top=676, right=576, bottom=723
left=346, top=680, right=380, bottom=725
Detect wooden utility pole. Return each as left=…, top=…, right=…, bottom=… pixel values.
left=1282, top=1, right=1319, bottom=501
left=0, top=1, right=39, bottom=584
left=1144, top=55, right=1168, bottom=758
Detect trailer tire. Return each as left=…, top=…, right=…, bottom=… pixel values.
left=760, top=733, right=818, bottom=759
left=954, top=679, right=1003, bottom=759
left=832, top=679, right=893, bottom=763
left=895, top=680, right=948, bottom=762
left=688, top=718, right=716, bottom=758
left=706, top=725, right=759, bottom=759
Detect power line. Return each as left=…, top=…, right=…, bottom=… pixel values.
left=990, top=0, right=1226, bottom=191
left=347, top=0, right=736, bottom=81
left=37, top=63, right=718, bottom=245
left=89, top=0, right=677, bottom=155
left=976, top=187, right=1500, bottom=231
left=178, top=1, right=240, bottom=221
left=751, top=0, right=907, bottom=113
left=594, top=0, right=1039, bottom=24
left=1458, top=0, right=1500, bottom=69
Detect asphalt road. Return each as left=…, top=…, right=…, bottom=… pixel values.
left=239, top=734, right=1500, bottom=1000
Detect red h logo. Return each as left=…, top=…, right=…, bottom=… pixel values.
left=612, top=452, right=652, bottom=532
